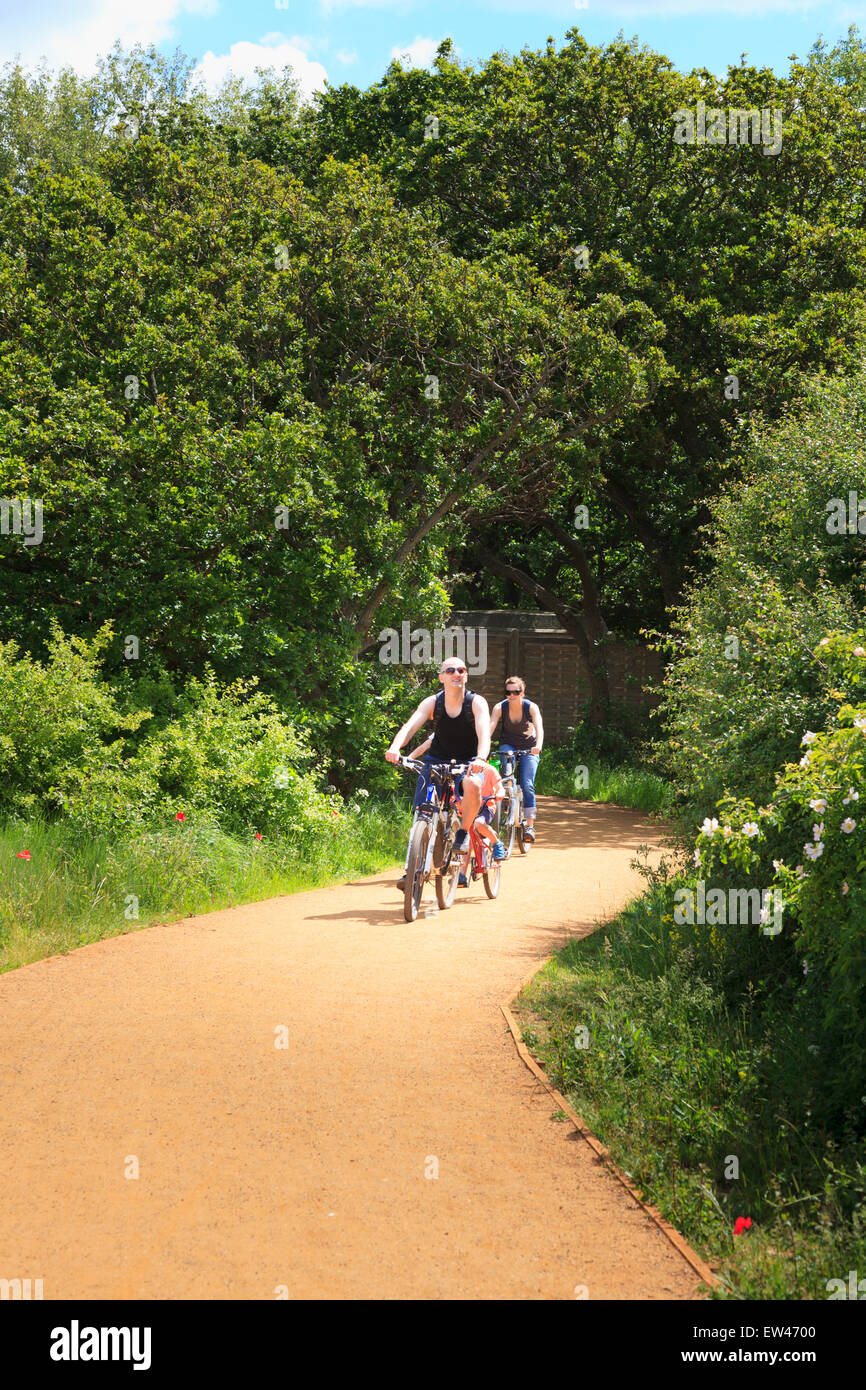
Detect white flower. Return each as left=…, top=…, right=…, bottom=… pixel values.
left=855, top=718, right=866, bottom=732
left=802, top=960, right=809, bottom=974
left=841, top=817, right=856, bottom=833
left=843, top=788, right=859, bottom=804
left=772, top=858, right=784, bottom=872
left=809, top=798, right=827, bottom=814
left=819, top=638, right=830, bottom=647
left=742, top=822, right=760, bottom=837
left=800, top=754, right=811, bottom=767
left=804, top=842, right=824, bottom=860
left=722, top=824, right=733, bottom=838
left=842, top=881, right=850, bottom=894
left=854, top=647, right=866, bottom=656
left=356, top=788, right=370, bottom=798
left=693, top=848, right=702, bottom=867
left=802, top=731, right=817, bottom=745
left=812, top=822, right=824, bottom=840
left=700, top=817, right=719, bottom=836
left=795, top=864, right=805, bottom=878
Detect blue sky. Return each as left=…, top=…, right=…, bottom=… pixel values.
left=1, top=0, right=865, bottom=97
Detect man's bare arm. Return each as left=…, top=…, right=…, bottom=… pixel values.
left=386, top=696, right=435, bottom=761
left=471, top=695, right=491, bottom=764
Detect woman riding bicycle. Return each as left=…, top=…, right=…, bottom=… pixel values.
left=489, top=675, right=544, bottom=843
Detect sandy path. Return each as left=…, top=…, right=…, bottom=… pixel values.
left=0, top=797, right=704, bottom=1300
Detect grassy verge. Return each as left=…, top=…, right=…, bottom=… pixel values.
left=535, top=746, right=673, bottom=815
left=513, top=857, right=866, bottom=1299
left=0, top=799, right=411, bottom=974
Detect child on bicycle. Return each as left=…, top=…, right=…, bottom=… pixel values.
left=409, top=735, right=506, bottom=885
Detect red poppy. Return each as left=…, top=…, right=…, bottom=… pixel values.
left=733, top=1217, right=752, bottom=1235
left=254, top=833, right=262, bottom=840
left=176, top=812, right=186, bottom=822
left=15, top=849, right=31, bottom=860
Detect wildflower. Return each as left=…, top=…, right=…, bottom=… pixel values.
left=854, top=647, right=866, bottom=656
left=693, top=848, right=702, bottom=868
left=733, top=1217, right=752, bottom=1236
left=809, top=798, right=827, bottom=814
left=804, top=842, right=824, bottom=860
left=331, top=810, right=340, bottom=820
left=176, top=812, right=186, bottom=822
left=722, top=824, right=732, bottom=838
left=819, top=638, right=830, bottom=647
left=843, top=881, right=849, bottom=894
left=795, top=864, right=805, bottom=878
left=812, top=822, right=824, bottom=841
left=742, top=822, right=759, bottom=837
left=15, top=849, right=31, bottom=860
left=254, top=833, right=262, bottom=840
left=855, top=718, right=866, bottom=732
left=800, top=754, right=811, bottom=767
left=772, top=859, right=784, bottom=872
left=737, top=1071, right=746, bottom=1080
left=801, top=731, right=817, bottom=745
left=841, top=818, right=856, bottom=834
left=843, top=789, right=859, bottom=804
left=357, top=788, right=370, bottom=798
left=802, top=960, right=809, bottom=975
left=700, top=817, right=719, bottom=835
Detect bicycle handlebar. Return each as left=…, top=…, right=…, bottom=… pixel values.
left=397, top=756, right=474, bottom=778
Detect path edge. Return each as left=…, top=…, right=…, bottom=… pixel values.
left=501, top=956, right=719, bottom=1293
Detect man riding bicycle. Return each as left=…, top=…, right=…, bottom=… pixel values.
left=489, top=675, right=544, bottom=843
left=385, top=658, right=502, bottom=891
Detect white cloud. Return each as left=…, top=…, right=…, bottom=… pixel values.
left=0, top=0, right=218, bottom=75
left=336, top=49, right=359, bottom=64
left=390, top=36, right=441, bottom=69
left=192, top=35, right=328, bottom=100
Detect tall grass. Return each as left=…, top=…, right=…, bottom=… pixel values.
left=0, top=800, right=411, bottom=974
left=516, top=854, right=866, bottom=1299
left=535, top=751, right=673, bottom=814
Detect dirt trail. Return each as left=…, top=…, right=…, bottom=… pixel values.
left=0, top=797, right=705, bottom=1300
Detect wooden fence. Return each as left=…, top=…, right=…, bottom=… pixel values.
left=447, top=610, right=664, bottom=744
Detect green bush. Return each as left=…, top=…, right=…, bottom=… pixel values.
left=651, top=367, right=866, bottom=820
left=0, top=620, right=150, bottom=820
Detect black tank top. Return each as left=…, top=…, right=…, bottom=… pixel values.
left=428, top=689, right=477, bottom=760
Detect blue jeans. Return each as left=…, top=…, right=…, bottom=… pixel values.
left=411, top=756, right=468, bottom=811
left=499, top=745, right=539, bottom=815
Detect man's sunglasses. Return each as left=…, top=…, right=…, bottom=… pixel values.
left=443, top=666, right=466, bottom=674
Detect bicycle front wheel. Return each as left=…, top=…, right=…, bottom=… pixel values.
left=516, top=789, right=529, bottom=854
left=482, top=840, right=501, bottom=899
left=404, top=817, right=431, bottom=922
left=501, top=791, right=517, bottom=858
left=435, top=814, right=460, bottom=909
